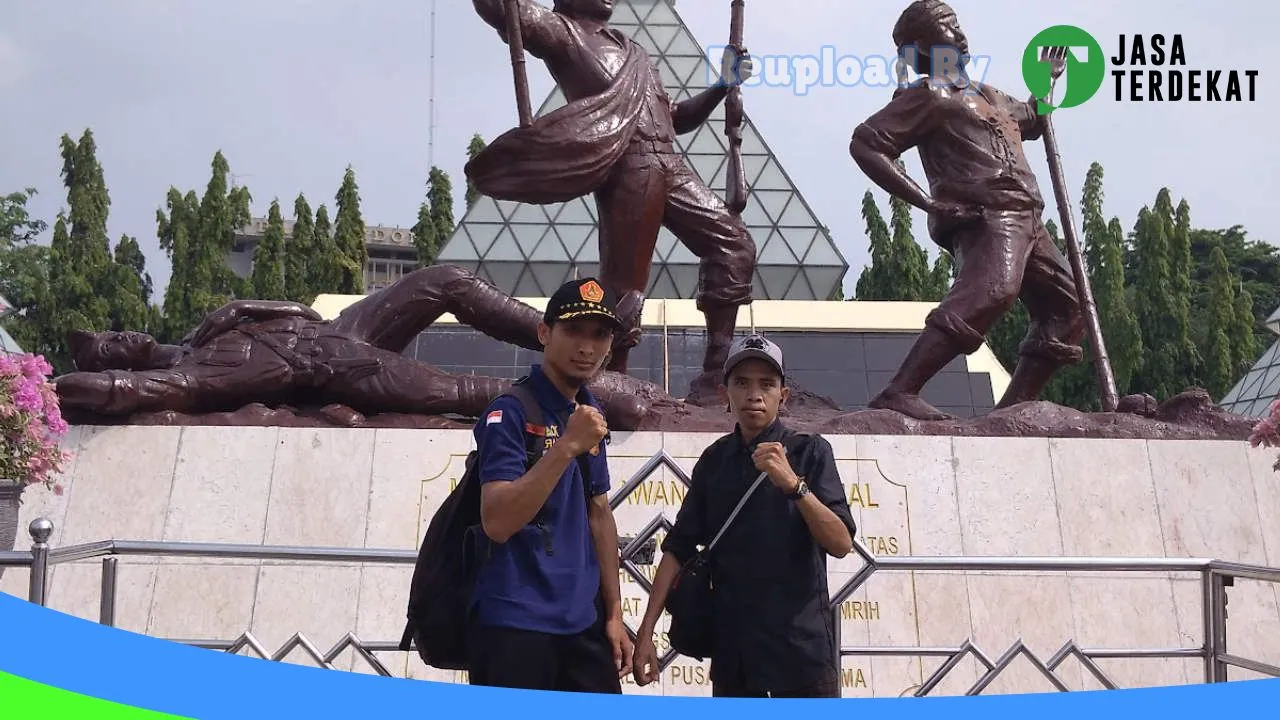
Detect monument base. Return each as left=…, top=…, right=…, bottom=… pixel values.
left=0, top=419, right=1276, bottom=697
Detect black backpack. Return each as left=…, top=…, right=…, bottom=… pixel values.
left=399, top=377, right=595, bottom=671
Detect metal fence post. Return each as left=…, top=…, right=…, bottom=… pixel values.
left=100, top=557, right=118, bottom=626
left=27, top=518, right=53, bottom=606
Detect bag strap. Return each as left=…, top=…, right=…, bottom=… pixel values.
left=705, top=470, right=768, bottom=553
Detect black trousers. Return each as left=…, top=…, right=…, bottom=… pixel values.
left=467, top=622, right=622, bottom=694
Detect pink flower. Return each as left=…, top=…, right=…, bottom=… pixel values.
left=0, top=352, right=74, bottom=491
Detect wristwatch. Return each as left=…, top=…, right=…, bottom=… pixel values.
left=787, top=479, right=809, bottom=501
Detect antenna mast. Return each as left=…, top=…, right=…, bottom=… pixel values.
left=427, top=0, right=438, bottom=169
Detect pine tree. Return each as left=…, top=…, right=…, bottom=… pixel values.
left=156, top=188, right=202, bottom=342
left=1131, top=204, right=1180, bottom=399
left=411, top=202, right=435, bottom=269
left=854, top=191, right=893, bottom=300
left=311, top=204, right=341, bottom=294
left=1079, top=163, right=1142, bottom=395
left=465, top=134, right=487, bottom=208
left=1231, top=287, right=1258, bottom=381
left=1201, top=244, right=1236, bottom=398
left=285, top=194, right=315, bottom=303
left=1171, top=196, right=1200, bottom=387
left=927, top=251, right=953, bottom=300
left=428, top=167, right=454, bottom=258
left=888, top=188, right=930, bottom=300
left=252, top=200, right=288, bottom=300
left=333, top=166, right=367, bottom=294
left=108, top=234, right=150, bottom=333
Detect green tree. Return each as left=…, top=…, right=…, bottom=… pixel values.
left=411, top=166, right=455, bottom=267
left=1131, top=204, right=1181, bottom=399
left=251, top=200, right=288, bottom=300
left=1078, top=163, right=1142, bottom=396
left=285, top=194, right=315, bottom=303
left=311, top=204, right=341, bottom=294
left=1200, top=244, right=1237, bottom=398
left=888, top=188, right=930, bottom=299
left=927, top=251, right=953, bottom=300
left=1170, top=197, right=1200, bottom=387
left=156, top=188, right=203, bottom=342
left=108, top=233, right=150, bottom=333
left=854, top=191, right=893, bottom=300
left=1230, top=288, right=1258, bottom=383
left=465, top=133, right=487, bottom=208
left=0, top=188, right=52, bottom=355
left=333, top=166, right=367, bottom=294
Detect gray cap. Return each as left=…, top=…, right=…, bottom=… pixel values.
left=723, top=333, right=785, bottom=382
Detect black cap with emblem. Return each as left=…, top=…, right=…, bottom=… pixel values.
left=543, top=277, right=623, bottom=329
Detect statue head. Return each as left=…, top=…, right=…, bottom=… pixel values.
left=892, top=0, right=968, bottom=77
left=68, top=329, right=158, bottom=372
left=552, top=0, right=614, bottom=22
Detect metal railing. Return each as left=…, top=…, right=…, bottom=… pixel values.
left=3, top=515, right=1278, bottom=695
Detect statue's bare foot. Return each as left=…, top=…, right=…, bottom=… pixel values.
left=683, top=371, right=723, bottom=409
left=867, top=390, right=955, bottom=421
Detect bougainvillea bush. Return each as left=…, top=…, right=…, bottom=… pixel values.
left=1249, top=399, right=1280, bottom=472
left=0, top=353, right=71, bottom=495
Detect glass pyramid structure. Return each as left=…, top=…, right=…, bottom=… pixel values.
left=1220, top=305, right=1280, bottom=418
left=438, top=0, right=847, bottom=300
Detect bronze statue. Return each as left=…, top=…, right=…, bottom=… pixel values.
left=465, top=0, right=758, bottom=407
left=53, top=265, right=662, bottom=430
left=849, top=0, right=1085, bottom=421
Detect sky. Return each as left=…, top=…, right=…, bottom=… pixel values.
left=2, top=0, right=1277, bottom=299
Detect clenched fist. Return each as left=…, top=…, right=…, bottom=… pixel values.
left=752, top=442, right=799, bottom=493
left=562, top=404, right=608, bottom=457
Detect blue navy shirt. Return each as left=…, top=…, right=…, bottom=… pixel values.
left=469, top=364, right=611, bottom=635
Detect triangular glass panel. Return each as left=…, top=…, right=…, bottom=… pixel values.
left=669, top=56, right=705, bottom=86
left=648, top=267, right=679, bottom=298
left=803, top=267, right=847, bottom=300
left=530, top=262, right=569, bottom=295
left=485, top=228, right=525, bottom=261
left=611, top=2, right=640, bottom=25
left=513, top=268, right=543, bottom=297
left=670, top=264, right=700, bottom=298
left=778, top=227, right=818, bottom=259
left=644, top=0, right=679, bottom=25
left=495, top=200, right=521, bottom=221
left=779, top=197, right=816, bottom=227
left=785, top=271, right=816, bottom=300
left=558, top=225, right=594, bottom=258
left=557, top=198, right=595, bottom=225
left=804, top=233, right=845, bottom=267
left=751, top=270, right=767, bottom=298
left=754, top=158, right=791, bottom=191
left=633, top=30, right=662, bottom=55
left=759, top=230, right=798, bottom=264
left=741, top=155, right=769, bottom=187
left=688, top=153, right=725, bottom=184
left=530, top=228, right=569, bottom=262
left=759, top=266, right=798, bottom=299
left=437, top=231, right=478, bottom=261
left=690, top=126, right=727, bottom=155
left=655, top=227, right=679, bottom=261
left=667, top=33, right=703, bottom=62
left=467, top=224, right=504, bottom=257
left=467, top=196, right=505, bottom=224
left=510, top=203, right=548, bottom=224
left=741, top=195, right=772, bottom=227
left=756, top=190, right=792, bottom=223
left=511, top=223, right=546, bottom=258
left=740, top=123, right=769, bottom=156
left=577, top=230, right=600, bottom=261
left=667, top=238, right=698, bottom=264
left=648, top=24, right=680, bottom=52
left=485, top=261, right=524, bottom=293
left=573, top=261, right=600, bottom=279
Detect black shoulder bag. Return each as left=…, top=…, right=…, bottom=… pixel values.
left=664, top=469, right=769, bottom=660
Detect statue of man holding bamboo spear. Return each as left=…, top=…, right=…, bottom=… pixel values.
left=850, top=0, right=1098, bottom=421
left=467, top=0, right=757, bottom=406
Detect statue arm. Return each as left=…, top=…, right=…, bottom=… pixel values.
left=472, top=0, right=571, bottom=61
left=184, top=300, right=320, bottom=347
left=848, top=86, right=939, bottom=211
left=671, top=85, right=729, bottom=135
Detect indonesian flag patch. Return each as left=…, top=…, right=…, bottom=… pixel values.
left=486, top=410, right=503, bottom=425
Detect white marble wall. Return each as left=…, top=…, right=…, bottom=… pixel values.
left=2, top=425, right=1278, bottom=697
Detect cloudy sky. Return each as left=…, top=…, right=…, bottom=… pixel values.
left=2, top=0, right=1275, bottom=298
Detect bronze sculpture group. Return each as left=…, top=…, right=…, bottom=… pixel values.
left=52, top=1, right=1185, bottom=431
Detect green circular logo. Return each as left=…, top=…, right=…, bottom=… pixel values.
left=1022, top=25, right=1106, bottom=114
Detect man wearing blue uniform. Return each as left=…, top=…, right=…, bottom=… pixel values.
left=468, top=277, right=633, bottom=692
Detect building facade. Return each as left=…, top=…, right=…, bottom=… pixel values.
left=1220, top=305, right=1280, bottom=417
left=228, top=219, right=420, bottom=293
left=436, top=0, right=848, bottom=301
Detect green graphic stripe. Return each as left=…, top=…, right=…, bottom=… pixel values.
left=0, top=670, right=193, bottom=719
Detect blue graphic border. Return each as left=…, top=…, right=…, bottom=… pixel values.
left=0, top=592, right=1274, bottom=717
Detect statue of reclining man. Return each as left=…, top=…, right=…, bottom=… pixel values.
left=53, top=265, right=671, bottom=430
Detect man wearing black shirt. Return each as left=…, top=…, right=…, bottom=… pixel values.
left=630, top=334, right=857, bottom=697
